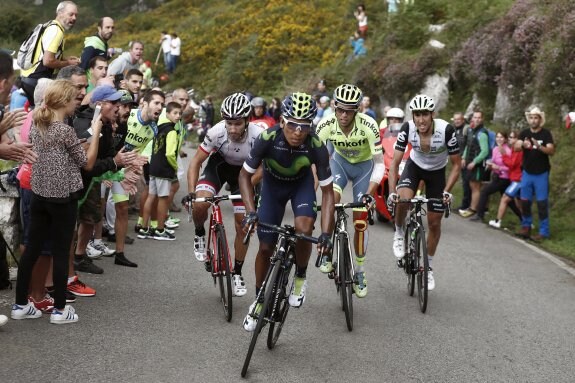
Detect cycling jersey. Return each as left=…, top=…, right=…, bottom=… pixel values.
left=200, top=121, right=263, bottom=166
left=124, top=109, right=157, bottom=154
left=243, top=125, right=332, bottom=186
left=315, top=112, right=382, bottom=163
left=394, top=119, right=459, bottom=171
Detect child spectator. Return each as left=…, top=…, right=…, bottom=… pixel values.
left=139, top=102, right=182, bottom=240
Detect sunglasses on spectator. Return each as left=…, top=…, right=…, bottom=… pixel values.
left=282, top=116, right=313, bottom=132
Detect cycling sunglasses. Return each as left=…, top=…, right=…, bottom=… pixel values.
left=282, top=116, right=313, bottom=132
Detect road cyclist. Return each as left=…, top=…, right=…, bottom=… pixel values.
left=388, top=94, right=461, bottom=291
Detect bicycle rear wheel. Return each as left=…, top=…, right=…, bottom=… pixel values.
left=267, top=250, right=294, bottom=349
left=405, top=226, right=416, bottom=297
left=416, top=226, right=429, bottom=313
left=338, top=233, right=353, bottom=331
left=216, top=227, right=233, bottom=322
left=241, top=259, right=279, bottom=377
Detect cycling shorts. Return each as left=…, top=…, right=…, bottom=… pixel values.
left=330, top=151, right=373, bottom=203
left=196, top=152, right=244, bottom=213
left=397, top=159, right=446, bottom=213
left=257, top=170, right=316, bottom=244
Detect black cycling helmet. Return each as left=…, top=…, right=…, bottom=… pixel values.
left=281, top=92, right=317, bottom=121
left=221, top=93, right=252, bottom=119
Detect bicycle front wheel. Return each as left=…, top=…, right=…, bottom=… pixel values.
left=416, top=226, right=429, bottom=313
left=338, top=233, right=353, bottom=331
left=216, top=227, right=233, bottom=322
left=241, top=258, right=280, bottom=377
left=267, top=250, right=294, bottom=349
left=405, top=226, right=415, bottom=297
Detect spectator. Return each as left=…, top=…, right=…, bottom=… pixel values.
left=313, top=79, right=329, bottom=100
left=354, top=4, right=368, bottom=38
left=489, top=130, right=523, bottom=228
left=19, top=1, right=80, bottom=105
left=120, top=68, right=144, bottom=102
left=140, top=61, right=153, bottom=90
left=515, top=106, right=555, bottom=241
left=453, top=112, right=471, bottom=210
left=347, top=30, right=367, bottom=63
left=200, top=95, right=214, bottom=131
left=86, top=56, right=109, bottom=93
left=470, top=131, right=513, bottom=222
left=160, top=31, right=172, bottom=70
left=267, top=97, right=282, bottom=123
left=360, top=96, right=376, bottom=120
left=320, top=96, right=333, bottom=118
left=387, top=0, right=400, bottom=15
left=0, top=51, right=36, bottom=163
left=460, top=111, right=490, bottom=218
left=11, top=79, right=101, bottom=324
left=80, top=17, right=114, bottom=70
left=169, top=33, right=181, bottom=74
left=249, top=97, right=276, bottom=129
left=108, top=41, right=144, bottom=76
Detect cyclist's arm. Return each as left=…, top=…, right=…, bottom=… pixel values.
left=250, top=165, right=263, bottom=185
left=319, top=181, right=335, bottom=234
left=367, top=154, right=384, bottom=195
left=186, top=148, right=209, bottom=193
left=239, top=168, right=256, bottom=213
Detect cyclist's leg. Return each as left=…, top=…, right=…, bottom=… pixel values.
left=393, top=160, right=419, bottom=259
left=348, top=158, right=373, bottom=258
left=289, top=172, right=316, bottom=306
left=330, top=153, right=349, bottom=204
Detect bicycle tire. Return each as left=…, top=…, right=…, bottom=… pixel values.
left=339, top=233, right=353, bottom=331
left=267, top=249, right=294, bottom=349
left=405, top=225, right=416, bottom=297
left=216, top=227, right=233, bottom=322
left=416, top=226, right=429, bottom=313
left=241, top=258, right=280, bottom=377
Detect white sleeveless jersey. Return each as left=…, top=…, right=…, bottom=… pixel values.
left=199, top=121, right=264, bottom=166
left=394, top=119, right=459, bottom=171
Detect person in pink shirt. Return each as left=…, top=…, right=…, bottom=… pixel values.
left=470, top=131, right=513, bottom=222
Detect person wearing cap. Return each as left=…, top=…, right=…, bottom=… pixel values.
left=248, top=97, right=276, bottom=129
left=73, top=85, right=140, bottom=272
left=514, top=106, right=555, bottom=241
left=319, top=95, right=333, bottom=118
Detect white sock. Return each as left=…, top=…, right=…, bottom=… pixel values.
left=93, top=238, right=103, bottom=245
left=395, top=225, right=404, bottom=236
left=428, top=256, right=433, bottom=268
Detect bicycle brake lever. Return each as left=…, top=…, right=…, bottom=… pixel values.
left=243, top=222, right=255, bottom=245
left=315, top=248, right=324, bottom=268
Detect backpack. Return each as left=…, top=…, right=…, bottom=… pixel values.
left=17, top=21, right=63, bottom=71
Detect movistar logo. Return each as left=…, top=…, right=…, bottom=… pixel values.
left=265, top=156, right=311, bottom=176
left=260, top=130, right=277, bottom=141
left=311, top=136, right=322, bottom=148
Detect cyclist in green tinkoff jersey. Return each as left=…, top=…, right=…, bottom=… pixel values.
left=315, top=84, right=384, bottom=298
left=388, top=95, right=461, bottom=291
left=239, top=92, right=334, bottom=331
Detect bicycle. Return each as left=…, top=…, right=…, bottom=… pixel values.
left=241, top=221, right=318, bottom=378
left=316, top=201, right=371, bottom=331
left=394, top=195, right=449, bottom=313
left=184, top=194, right=242, bottom=322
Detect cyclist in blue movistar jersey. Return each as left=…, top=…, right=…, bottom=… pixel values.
left=388, top=95, right=461, bottom=291
left=239, top=92, right=335, bottom=331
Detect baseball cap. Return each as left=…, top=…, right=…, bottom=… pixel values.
left=118, top=89, right=137, bottom=106
left=91, top=86, right=124, bottom=103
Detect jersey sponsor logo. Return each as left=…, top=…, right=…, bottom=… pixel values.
left=296, top=203, right=309, bottom=209
left=448, top=136, right=457, bottom=147
left=397, top=131, right=407, bottom=143
left=260, top=130, right=277, bottom=141
left=125, top=131, right=151, bottom=144
left=265, top=156, right=311, bottom=177
left=332, top=138, right=368, bottom=148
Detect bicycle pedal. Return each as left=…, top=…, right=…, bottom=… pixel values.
left=397, top=259, right=404, bottom=268
left=328, top=271, right=335, bottom=279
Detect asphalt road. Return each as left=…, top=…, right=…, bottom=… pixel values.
left=2, top=148, right=574, bottom=382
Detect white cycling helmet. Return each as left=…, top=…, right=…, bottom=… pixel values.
left=386, top=107, right=405, bottom=119
left=409, top=94, right=435, bottom=112
left=221, top=93, right=252, bottom=119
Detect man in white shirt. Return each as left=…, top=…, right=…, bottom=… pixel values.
left=160, top=31, right=171, bottom=70
left=169, top=33, right=181, bottom=73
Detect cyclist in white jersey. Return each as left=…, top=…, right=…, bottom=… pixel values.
left=183, top=93, right=264, bottom=297
left=388, top=94, right=461, bottom=291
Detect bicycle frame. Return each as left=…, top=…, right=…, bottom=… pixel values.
left=333, top=207, right=356, bottom=283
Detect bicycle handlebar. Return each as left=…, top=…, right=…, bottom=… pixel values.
left=192, top=194, right=243, bottom=203
left=316, top=202, right=367, bottom=211
left=396, top=197, right=451, bottom=218
left=242, top=221, right=319, bottom=246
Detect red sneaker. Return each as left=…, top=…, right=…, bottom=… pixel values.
left=29, top=295, right=55, bottom=314
left=67, top=276, right=96, bottom=297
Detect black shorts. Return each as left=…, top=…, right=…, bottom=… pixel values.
left=78, top=182, right=102, bottom=224
left=196, top=152, right=241, bottom=195
left=397, top=159, right=446, bottom=213
left=143, top=163, right=150, bottom=185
